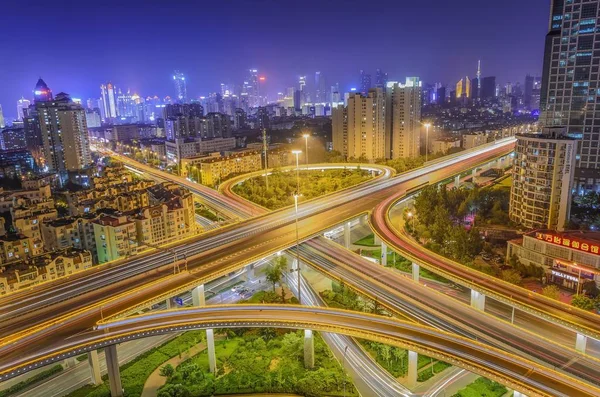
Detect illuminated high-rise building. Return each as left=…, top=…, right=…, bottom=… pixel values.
left=247, top=69, right=260, bottom=108
left=34, top=78, right=53, bottom=102
left=100, top=83, right=118, bottom=119
left=455, top=77, right=471, bottom=100
left=314, top=71, right=327, bottom=103
left=360, top=70, right=372, bottom=95
left=375, top=69, right=388, bottom=90
left=0, top=105, right=4, bottom=129
left=36, top=92, right=92, bottom=182
left=540, top=0, right=600, bottom=192
left=173, top=70, right=187, bottom=103
left=332, top=87, right=385, bottom=161
left=17, top=97, right=31, bottom=120
left=385, top=78, right=422, bottom=159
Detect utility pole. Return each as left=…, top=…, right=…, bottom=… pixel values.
left=263, top=128, right=269, bottom=190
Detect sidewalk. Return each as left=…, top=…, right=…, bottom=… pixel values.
left=140, top=342, right=206, bottom=397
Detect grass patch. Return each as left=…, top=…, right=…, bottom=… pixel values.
left=451, top=377, right=508, bottom=397
left=417, top=360, right=451, bottom=382
left=0, top=365, right=63, bottom=397
left=353, top=234, right=378, bottom=247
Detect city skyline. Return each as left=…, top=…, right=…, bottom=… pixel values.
left=0, top=0, right=547, bottom=120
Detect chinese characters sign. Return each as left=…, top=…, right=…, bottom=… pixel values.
left=535, top=232, right=600, bottom=256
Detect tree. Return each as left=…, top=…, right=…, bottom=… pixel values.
left=159, top=363, right=175, bottom=378
left=582, top=280, right=600, bottom=298
left=265, top=256, right=287, bottom=302
left=542, top=285, right=561, bottom=300
left=571, top=294, right=596, bottom=310
left=500, top=269, right=522, bottom=285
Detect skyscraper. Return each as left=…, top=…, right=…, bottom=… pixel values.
left=314, top=71, right=327, bottom=103
left=17, top=97, right=31, bottom=120
left=100, top=83, right=118, bottom=119
left=481, top=76, right=497, bottom=100
left=247, top=69, right=260, bottom=108
left=360, top=70, right=372, bottom=95
left=36, top=91, right=91, bottom=182
left=455, top=77, right=471, bottom=101
left=332, top=88, right=385, bottom=161
left=539, top=0, right=600, bottom=192
left=173, top=71, right=187, bottom=103
left=0, top=105, right=4, bottom=129
left=385, top=78, right=422, bottom=159
left=475, top=60, right=482, bottom=101
left=375, top=69, right=388, bottom=90
left=34, top=78, right=53, bottom=102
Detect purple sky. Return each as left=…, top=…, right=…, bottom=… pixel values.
left=1, top=0, right=549, bottom=120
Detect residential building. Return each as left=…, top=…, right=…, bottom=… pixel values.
left=431, top=137, right=461, bottom=154
left=0, top=249, right=92, bottom=295
left=0, top=234, right=44, bottom=264
left=385, top=78, right=422, bottom=159
left=197, top=151, right=262, bottom=187
left=93, top=214, right=139, bottom=263
left=0, top=127, right=26, bottom=150
left=507, top=230, right=600, bottom=291
left=36, top=91, right=92, bottom=183
left=509, top=128, right=577, bottom=231
left=539, top=0, right=600, bottom=192
left=332, top=88, right=385, bottom=161
left=462, top=132, right=488, bottom=149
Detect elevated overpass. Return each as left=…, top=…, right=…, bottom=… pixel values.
left=1, top=305, right=598, bottom=397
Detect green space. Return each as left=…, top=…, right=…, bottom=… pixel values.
left=571, top=191, right=600, bottom=230
left=232, top=168, right=373, bottom=210
left=491, top=175, right=512, bottom=190
left=451, top=377, right=507, bottom=397
left=65, top=332, right=205, bottom=397
left=195, top=207, right=223, bottom=222
left=0, top=365, right=62, bottom=397
left=319, top=282, right=450, bottom=382
left=354, top=235, right=448, bottom=283
left=353, top=234, right=377, bottom=247
left=159, top=330, right=357, bottom=397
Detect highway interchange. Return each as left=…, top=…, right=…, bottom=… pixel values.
left=2, top=138, right=600, bottom=396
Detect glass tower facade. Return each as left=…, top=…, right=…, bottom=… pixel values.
left=540, top=0, right=600, bottom=192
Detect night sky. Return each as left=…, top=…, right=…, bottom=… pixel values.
left=1, top=0, right=549, bottom=120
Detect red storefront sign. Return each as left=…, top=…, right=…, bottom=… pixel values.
left=535, top=232, right=600, bottom=256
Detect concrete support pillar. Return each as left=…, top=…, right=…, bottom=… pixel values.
left=245, top=263, right=255, bottom=279
left=206, top=328, right=217, bottom=374
left=373, top=233, right=382, bottom=246
left=192, top=284, right=205, bottom=307
left=344, top=222, right=351, bottom=249
left=303, top=329, right=315, bottom=369
left=105, top=345, right=123, bottom=397
left=192, top=285, right=216, bottom=374
left=513, top=392, right=527, bottom=397
left=454, top=175, right=460, bottom=187
left=412, top=262, right=420, bottom=282
left=380, top=242, right=387, bottom=266
left=165, top=297, right=172, bottom=309
left=407, top=350, right=418, bottom=389
left=470, top=290, right=486, bottom=311
left=88, top=350, right=102, bottom=385
left=576, top=333, right=588, bottom=354
left=471, top=168, right=477, bottom=181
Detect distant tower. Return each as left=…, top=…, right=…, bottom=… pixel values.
left=476, top=60, right=482, bottom=100
left=17, top=97, right=31, bottom=120
left=0, top=105, right=4, bottom=128
left=173, top=70, right=187, bottom=103
left=100, top=83, right=118, bottom=119
left=34, top=78, right=53, bottom=102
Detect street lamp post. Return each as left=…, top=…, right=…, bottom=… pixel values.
left=424, top=123, right=431, bottom=163
left=302, top=134, right=310, bottom=167
left=342, top=345, right=349, bottom=397
left=407, top=211, right=415, bottom=231
left=294, top=193, right=301, bottom=305
left=292, top=150, right=302, bottom=193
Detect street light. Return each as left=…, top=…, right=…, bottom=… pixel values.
left=407, top=211, right=415, bottom=231
left=424, top=123, right=431, bottom=163
left=294, top=192, right=301, bottom=305
left=302, top=134, right=310, bottom=167
left=292, top=150, right=302, bottom=193
left=342, top=345, right=349, bottom=397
